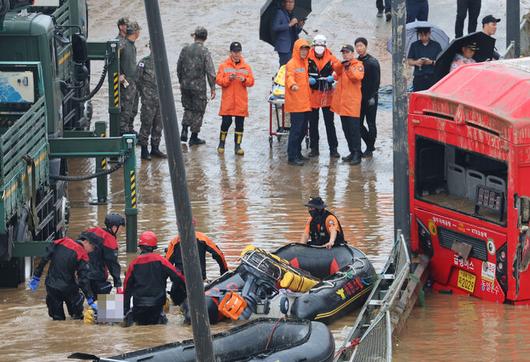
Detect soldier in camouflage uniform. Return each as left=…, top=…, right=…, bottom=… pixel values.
left=116, top=17, right=129, bottom=46
left=177, top=26, right=216, bottom=146
left=137, top=43, right=167, bottom=160
left=119, top=21, right=141, bottom=135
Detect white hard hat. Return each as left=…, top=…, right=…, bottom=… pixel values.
left=313, top=34, right=327, bottom=46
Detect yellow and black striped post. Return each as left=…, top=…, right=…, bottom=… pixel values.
left=107, top=40, right=121, bottom=137
left=122, top=134, right=138, bottom=252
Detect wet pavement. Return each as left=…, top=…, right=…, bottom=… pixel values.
left=1, top=0, right=529, bottom=361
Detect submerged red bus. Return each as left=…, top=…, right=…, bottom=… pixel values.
left=408, top=58, right=530, bottom=304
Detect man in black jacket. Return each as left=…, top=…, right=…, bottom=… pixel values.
left=355, top=38, right=381, bottom=158
left=124, top=231, right=186, bottom=325
left=28, top=233, right=100, bottom=320
left=86, top=213, right=125, bottom=296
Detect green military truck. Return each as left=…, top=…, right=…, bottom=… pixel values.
left=0, top=0, right=138, bottom=287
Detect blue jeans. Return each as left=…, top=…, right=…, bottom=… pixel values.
left=278, top=52, right=292, bottom=66
left=406, top=0, right=429, bottom=23
left=287, top=112, right=309, bottom=161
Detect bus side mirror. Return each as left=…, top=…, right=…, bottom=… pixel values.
left=72, top=33, right=88, bottom=63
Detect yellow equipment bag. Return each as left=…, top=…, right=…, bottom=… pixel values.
left=280, top=271, right=318, bottom=293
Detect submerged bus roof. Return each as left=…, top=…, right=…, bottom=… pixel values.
left=411, top=58, right=530, bottom=136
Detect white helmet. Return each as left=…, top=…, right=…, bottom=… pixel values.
left=313, top=34, right=327, bottom=47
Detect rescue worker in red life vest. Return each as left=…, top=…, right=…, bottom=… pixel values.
left=85, top=213, right=125, bottom=296
left=28, top=232, right=100, bottom=320
left=123, top=231, right=186, bottom=325
left=300, top=197, right=346, bottom=249
left=165, top=219, right=228, bottom=305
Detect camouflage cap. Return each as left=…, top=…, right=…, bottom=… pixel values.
left=126, top=21, right=142, bottom=35
left=117, top=17, right=130, bottom=27
left=191, top=26, right=208, bottom=39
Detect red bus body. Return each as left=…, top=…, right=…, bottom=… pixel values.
left=408, top=59, right=530, bottom=304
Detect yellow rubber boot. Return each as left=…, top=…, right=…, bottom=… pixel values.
left=217, top=131, right=227, bottom=154
left=235, top=132, right=244, bottom=156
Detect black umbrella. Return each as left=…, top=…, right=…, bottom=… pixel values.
left=260, top=0, right=312, bottom=47
left=434, top=32, right=496, bottom=82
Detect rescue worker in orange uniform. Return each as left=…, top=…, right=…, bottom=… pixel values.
left=308, top=34, right=340, bottom=158
left=215, top=41, right=255, bottom=156
left=300, top=197, right=346, bottom=249
left=165, top=219, right=228, bottom=304
left=124, top=231, right=186, bottom=325
left=85, top=213, right=125, bottom=296
left=285, top=38, right=312, bottom=166
left=331, top=44, right=365, bottom=165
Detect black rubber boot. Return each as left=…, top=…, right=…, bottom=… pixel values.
left=150, top=146, right=167, bottom=158
left=234, top=132, right=244, bottom=156
left=217, top=131, right=227, bottom=154
left=180, top=125, right=188, bottom=142
left=308, top=149, right=319, bottom=157
left=141, top=145, right=151, bottom=160
left=330, top=149, right=340, bottom=158
left=189, top=133, right=206, bottom=146
left=350, top=152, right=362, bottom=165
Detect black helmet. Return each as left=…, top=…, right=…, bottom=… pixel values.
left=78, top=231, right=103, bottom=247
left=304, top=196, right=327, bottom=210
left=105, top=213, right=125, bottom=229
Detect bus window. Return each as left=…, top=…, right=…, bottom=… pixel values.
left=415, top=136, right=507, bottom=225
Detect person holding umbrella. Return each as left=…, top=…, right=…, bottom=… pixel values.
left=271, top=0, right=305, bottom=66
left=407, top=27, right=442, bottom=91
left=450, top=42, right=478, bottom=72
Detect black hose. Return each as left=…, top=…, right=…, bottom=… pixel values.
left=71, top=61, right=108, bottom=102
left=50, top=154, right=127, bottom=181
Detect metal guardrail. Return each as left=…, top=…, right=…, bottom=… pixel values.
left=335, top=231, right=411, bottom=362
left=504, top=12, right=530, bottom=59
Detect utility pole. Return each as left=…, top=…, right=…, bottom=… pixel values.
left=392, top=0, right=410, bottom=240
left=506, top=0, right=521, bottom=57
left=142, top=1, right=215, bottom=361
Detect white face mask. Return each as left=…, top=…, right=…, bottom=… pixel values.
left=314, top=46, right=326, bottom=56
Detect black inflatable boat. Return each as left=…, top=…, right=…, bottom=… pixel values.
left=190, top=244, right=376, bottom=324
left=84, top=318, right=334, bottom=362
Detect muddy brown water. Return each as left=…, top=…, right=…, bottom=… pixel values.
left=1, top=0, right=529, bottom=361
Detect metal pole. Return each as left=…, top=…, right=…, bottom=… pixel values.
left=506, top=0, right=521, bottom=57
left=392, top=0, right=410, bottom=240
left=94, top=121, right=108, bottom=204
left=142, top=1, right=215, bottom=361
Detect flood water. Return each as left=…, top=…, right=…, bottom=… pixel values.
left=1, top=0, right=529, bottom=361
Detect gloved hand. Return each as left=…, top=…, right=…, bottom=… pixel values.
left=28, top=276, right=40, bottom=291
left=368, top=97, right=376, bottom=106
left=116, top=287, right=124, bottom=294
left=87, top=297, right=98, bottom=312
left=309, top=77, right=317, bottom=86
left=326, top=75, right=335, bottom=83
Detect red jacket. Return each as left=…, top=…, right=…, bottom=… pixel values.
left=285, top=39, right=312, bottom=113
left=308, top=48, right=339, bottom=109
left=216, top=56, right=254, bottom=117
left=330, top=59, right=365, bottom=117
left=86, top=227, right=122, bottom=287
left=124, top=252, right=185, bottom=311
